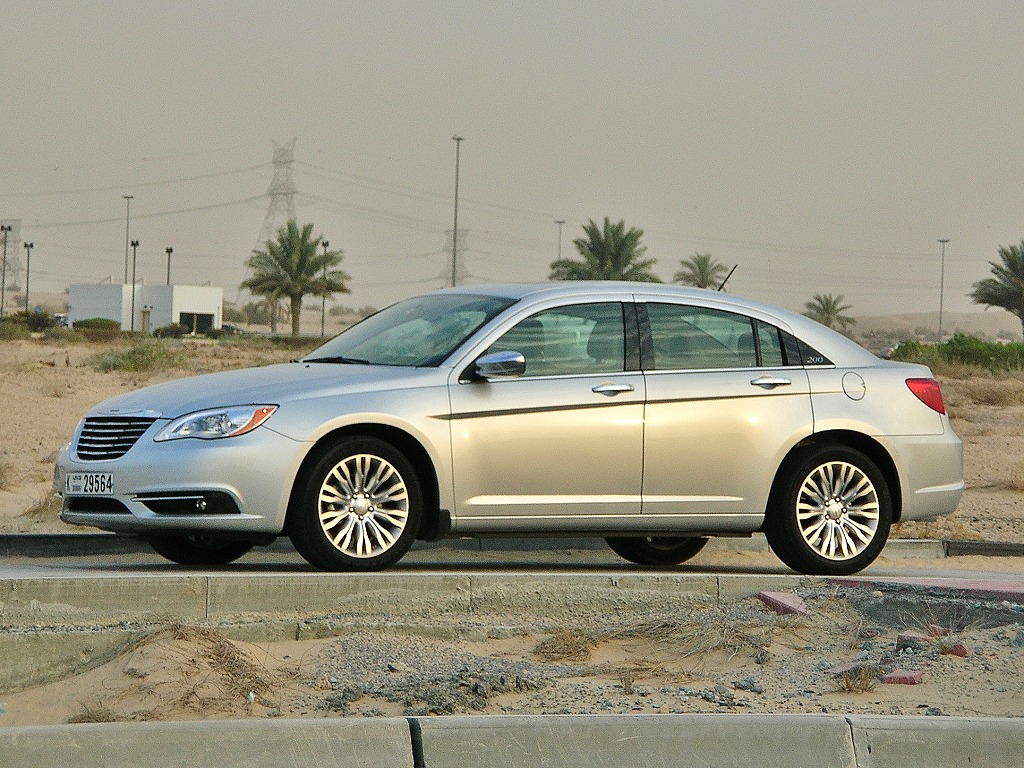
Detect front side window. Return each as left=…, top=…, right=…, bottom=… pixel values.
left=487, top=302, right=625, bottom=376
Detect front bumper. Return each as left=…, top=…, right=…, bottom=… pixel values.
left=55, top=425, right=306, bottom=536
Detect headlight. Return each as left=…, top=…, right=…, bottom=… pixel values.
left=154, top=405, right=278, bottom=442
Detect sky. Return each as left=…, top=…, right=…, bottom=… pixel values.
left=2, top=1, right=1023, bottom=330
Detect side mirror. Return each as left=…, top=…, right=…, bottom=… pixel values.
left=475, top=350, right=526, bottom=380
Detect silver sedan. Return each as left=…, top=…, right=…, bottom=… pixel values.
left=55, top=283, right=964, bottom=575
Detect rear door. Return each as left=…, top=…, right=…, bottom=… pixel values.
left=639, top=299, right=813, bottom=530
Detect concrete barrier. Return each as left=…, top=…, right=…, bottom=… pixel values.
left=0, top=718, right=414, bottom=768
left=4, top=714, right=1022, bottom=768
left=848, top=715, right=1024, bottom=768
left=416, top=713, right=856, bottom=768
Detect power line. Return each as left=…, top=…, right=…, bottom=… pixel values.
left=24, top=196, right=264, bottom=230
left=0, top=164, right=270, bottom=199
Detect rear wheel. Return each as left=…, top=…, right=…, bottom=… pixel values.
left=605, top=536, right=709, bottom=566
left=289, top=437, right=422, bottom=571
left=765, top=445, right=892, bottom=575
left=147, top=534, right=253, bottom=566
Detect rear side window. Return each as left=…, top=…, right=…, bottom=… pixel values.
left=646, top=304, right=757, bottom=370
left=755, top=320, right=785, bottom=367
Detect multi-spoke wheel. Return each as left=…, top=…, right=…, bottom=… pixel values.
left=765, top=445, right=892, bottom=575
left=290, top=437, right=422, bottom=571
left=605, top=536, right=709, bottom=566
left=146, top=534, right=253, bottom=566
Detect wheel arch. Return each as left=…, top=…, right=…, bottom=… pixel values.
left=284, top=424, right=443, bottom=540
left=764, top=430, right=903, bottom=524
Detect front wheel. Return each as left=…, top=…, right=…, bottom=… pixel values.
left=605, top=536, right=709, bottom=566
left=765, top=445, right=892, bottom=575
left=146, top=534, right=253, bottom=566
left=289, top=437, right=422, bottom=571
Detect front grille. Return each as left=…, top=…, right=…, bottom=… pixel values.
left=75, top=416, right=158, bottom=460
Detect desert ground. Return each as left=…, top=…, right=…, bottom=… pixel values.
left=1, top=334, right=1023, bottom=726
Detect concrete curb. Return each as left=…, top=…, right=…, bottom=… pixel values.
left=2, top=714, right=1022, bottom=768
left=0, top=532, right=992, bottom=560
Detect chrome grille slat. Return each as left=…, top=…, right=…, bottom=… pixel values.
left=75, top=417, right=157, bottom=460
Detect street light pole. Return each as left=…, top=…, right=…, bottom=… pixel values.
left=130, top=239, right=139, bottom=332
left=555, top=219, right=566, bottom=260
left=23, top=242, right=33, bottom=313
left=165, top=247, right=173, bottom=285
left=938, top=239, right=949, bottom=342
left=320, top=240, right=329, bottom=338
left=451, top=135, right=463, bottom=288
left=0, top=224, right=11, bottom=318
left=122, top=195, right=133, bottom=284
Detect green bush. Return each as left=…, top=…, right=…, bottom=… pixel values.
left=154, top=323, right=188, bottom=338
left=892, top=334, right=1024, bottom=374
left=89, top=340, right=186, bottom=373
left=73, top=317, right=122, bottom=342
left=0, top=321, right=31, bottom=341
left=42, top=326, right=86, bottom=343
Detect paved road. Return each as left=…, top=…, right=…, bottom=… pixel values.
left=2, top=533, right=1023, bottom=587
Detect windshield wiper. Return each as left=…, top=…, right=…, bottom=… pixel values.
left=304, top=356, right=371, bottom=365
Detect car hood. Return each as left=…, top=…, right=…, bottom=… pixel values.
left=87, top=362, right=445, bottom=419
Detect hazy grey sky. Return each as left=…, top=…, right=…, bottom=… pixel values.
left=3, top=1, right=1023, bottom=326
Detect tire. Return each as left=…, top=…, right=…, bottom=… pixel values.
left=147, top=534, right=253, bottom=566
left=765, top=445, right=892, bottom=576
left=289, top=437, right=422, bottom=571
left=605, top=536, right=709, bottom=566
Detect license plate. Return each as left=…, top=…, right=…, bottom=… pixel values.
left=65, top=472, right=114, bottom=495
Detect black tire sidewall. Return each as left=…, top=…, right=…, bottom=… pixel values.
left=290, top=436, right=423, bottom=571
left=767, top=445, right=892, bottom=576
left=605, top=536, right=709, bottom=566
left=147, top=535, right=253, bottom=566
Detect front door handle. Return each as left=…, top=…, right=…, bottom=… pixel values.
left=592, top=382, right=635, bottom=396
left=750, top=376, right=792, bottom=390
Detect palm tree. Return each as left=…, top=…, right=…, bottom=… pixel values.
left=674, top=253, right=728, bottom=289
left=241, top=220, right=351, bottom=337
left=970, top=241, right=1024, bottom=338
left=549, top=217, right=661, bottom=282
left=804, top=293, right=855, bottom=333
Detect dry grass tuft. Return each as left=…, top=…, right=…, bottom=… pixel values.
left=834, top=664, right=883, bottom=693
left=67, top=700, right=119, bottom=724
left=951, top=376, right=1024, bottom=407
left=21, top=494, right=62, bottom=523
left=533, top=629, right=597, bottom=662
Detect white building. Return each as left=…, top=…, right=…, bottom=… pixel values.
left=68, top=284, right=223, bottom=334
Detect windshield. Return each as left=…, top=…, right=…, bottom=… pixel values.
left=304, top=293, right=518, bottom=367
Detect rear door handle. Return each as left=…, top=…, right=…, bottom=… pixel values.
left=750, top=376, right=792, bottom=390
left=592, top=382, right=635, bottom=396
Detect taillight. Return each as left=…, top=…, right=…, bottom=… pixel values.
left=906, top=378, right=946, bottom=414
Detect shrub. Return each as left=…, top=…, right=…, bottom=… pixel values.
left=154, top=323, right=188, bottom=338
left=892, top=334, right=1024, bottom=374
left=42, top=325, right=86, bottom=343
left=0, top=320, right=31, bottom=340
left=90, top=340, right=186, bottom=372
left=73, top=317, right=122, bottom=342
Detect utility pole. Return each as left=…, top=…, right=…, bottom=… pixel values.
left=165, top=247, right=173, bottom=285
left=938, top=239, right=949, bottom=342
left=122, top=195, right=133, bottom=284
left=320, top=240, right=329, bottom=338
left=23, top=242, right=33, bottom=312
left=0, top=224, right=11, bottom=318
left=130, top=240, right=139, bottom=331
left=555, top=220, right=565, bottom=260
left=451, top=135, right=464, bottom=287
